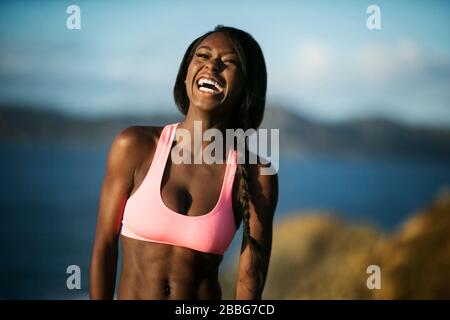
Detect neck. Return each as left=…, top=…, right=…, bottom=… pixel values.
left=179, top=106, right=232, bottom=132
left=176, top=106, right=234, bottom=162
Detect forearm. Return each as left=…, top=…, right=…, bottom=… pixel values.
left=235, top=277, right=263, bottom=300
left=235, top=243, right=271, bottom=300
left=89, top=243, right=118, bottom=300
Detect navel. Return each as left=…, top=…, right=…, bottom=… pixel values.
left=162, top=279, right=172, bottom=296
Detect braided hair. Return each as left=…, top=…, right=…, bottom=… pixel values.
left=173, top=25, right=267, bottom=295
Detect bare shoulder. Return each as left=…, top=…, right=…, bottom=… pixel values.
left=113, top=125, right=162, bottom=149
left=247, top=151, right=279, bottom=182
left=246, top=151, right=279, bottom=215
left=108, top=125, right=164, bottom=170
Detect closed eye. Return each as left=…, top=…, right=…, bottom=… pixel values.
left=196, top=52, right=239, bottom=67
left=224, top=59, right=237, bottom=65
left=195, top=53, right=209, bottom=59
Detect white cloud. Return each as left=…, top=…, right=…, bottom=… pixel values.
left=293, top=40, right=332, bottom=82
left=271, top=38, right=450, bottom=126
left=354, top=39, right=422, bottom=87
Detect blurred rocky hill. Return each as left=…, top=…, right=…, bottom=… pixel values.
left=1, top=103, right=450, bottom=159
left=220, top=187, right=450, bottom=299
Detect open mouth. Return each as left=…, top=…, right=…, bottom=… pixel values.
left=196, top=77, right=224, bottom=95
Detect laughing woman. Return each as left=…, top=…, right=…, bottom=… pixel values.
left=89, top=25, right=278, bottom=300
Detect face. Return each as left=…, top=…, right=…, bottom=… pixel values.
left=184, top=32, right=245, bottom=113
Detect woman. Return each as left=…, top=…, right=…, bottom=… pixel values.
left=89, top=25, right=278, bottom=300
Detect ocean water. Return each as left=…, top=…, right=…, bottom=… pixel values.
left=1, top=143, right=449, bottom=299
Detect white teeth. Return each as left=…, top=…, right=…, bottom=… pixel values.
left=199, top=86, right=216, bottom=94
left=197, top=77, right=223, bottom=92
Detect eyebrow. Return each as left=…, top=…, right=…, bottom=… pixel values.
left=196, top=45, right=238, bottom=56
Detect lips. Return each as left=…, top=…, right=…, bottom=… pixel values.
left=195, top=74, right=225, bottom=96
left=197, top=74, right=225, bottom=88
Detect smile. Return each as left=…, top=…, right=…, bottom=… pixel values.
left=196, top=77, right=224, bottom=95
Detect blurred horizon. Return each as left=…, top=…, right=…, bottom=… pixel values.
left=0, top=0, right=449, bottom=127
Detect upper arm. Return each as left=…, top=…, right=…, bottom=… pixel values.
left=244, top=161, right=278, bottom=254
left=237, top=160, right=279, bottom=293
left=93, top=126, right=146, bottom=247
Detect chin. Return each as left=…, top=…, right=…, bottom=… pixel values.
left=190, top=92, right=227, bottom=111
left=193, top=100, right=225, bottom=113
left=188, top=88, right=236, bottom=115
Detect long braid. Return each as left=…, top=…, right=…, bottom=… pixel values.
left=236, top=117, right=266, bottom=297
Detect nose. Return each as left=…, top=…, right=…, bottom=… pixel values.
left=205, top=57, right=221, bottom=72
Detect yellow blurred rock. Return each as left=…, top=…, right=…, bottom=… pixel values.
left=375, top=187, right=450, bottom=299
left=221, top=186, right=450, bottom=299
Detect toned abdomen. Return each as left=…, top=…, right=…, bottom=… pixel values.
left=118, top=235, right=224, bottom=300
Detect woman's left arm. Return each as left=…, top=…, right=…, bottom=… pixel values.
left=235, top=162, right=279, bottom=300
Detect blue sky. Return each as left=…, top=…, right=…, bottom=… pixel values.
left=0, top=0, right=449, bottom=127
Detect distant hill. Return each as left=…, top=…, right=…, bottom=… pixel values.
left=0, top=104, right=182, bottom=147
left=260, top=106, right=450, bottom=159
left=1, top=103, right=450, bottom=159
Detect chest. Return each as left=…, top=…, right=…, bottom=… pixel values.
left=160, top=160, right=241, bottom=223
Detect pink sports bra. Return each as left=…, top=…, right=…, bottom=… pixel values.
left=120, top=122, right=238, bottom=255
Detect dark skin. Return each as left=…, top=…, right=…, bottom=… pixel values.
left=89, top=32, right=278, bottom=300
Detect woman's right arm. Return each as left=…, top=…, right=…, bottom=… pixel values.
left=89, top=127, right=142, bottom=300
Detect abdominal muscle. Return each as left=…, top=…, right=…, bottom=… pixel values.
left=118, top=235, right=224, bottom=300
